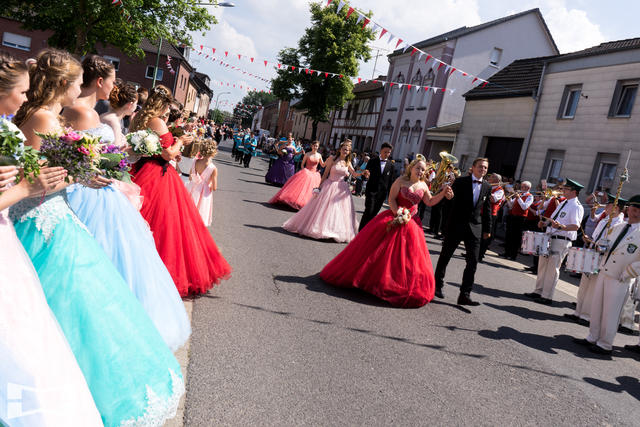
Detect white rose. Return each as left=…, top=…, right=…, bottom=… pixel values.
left=144, top=138, right=157, bottom=153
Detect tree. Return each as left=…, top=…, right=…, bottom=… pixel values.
left=5, top=0, right=216, bottom=57
left=231, top=90, right=277, bottom=129
left=270, top=2, right=374, bottom=140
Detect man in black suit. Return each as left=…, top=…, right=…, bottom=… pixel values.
left=434, top=157, right=492, bottom=306
left=359, top=142, right=395, bottom=231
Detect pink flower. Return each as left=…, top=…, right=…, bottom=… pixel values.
left=61, top=131, right=82, bottom=143
left=77, top=146, right=90, bottom=155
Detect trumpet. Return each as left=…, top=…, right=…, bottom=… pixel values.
left=534, top=188, right=563, bottom=199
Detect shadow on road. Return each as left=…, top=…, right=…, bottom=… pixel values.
left=243, top=224, right=296, bottom=237
left=583, top=376, right=640, bottom=401
left=241, top=171, right=266, bottom=178
left=242, top=200, right=297, bottom=212
left=429, top=299, right=472, bottom=314
left=483, top=302, right=573, bottom=323
left=237, top=178, right=275, bottom=186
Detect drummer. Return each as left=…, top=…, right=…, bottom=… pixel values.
left=575, top=194, right=640, bottom=355
left=525, top=178, right=584, bottom=305
left=564, top=194, right=627, bottom=324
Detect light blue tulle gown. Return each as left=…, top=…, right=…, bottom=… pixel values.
left=66, top=124, right=191, bottom=351
left=10, top=191, right=185, bottom=426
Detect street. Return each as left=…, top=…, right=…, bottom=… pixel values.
left=182, top=139, right=640, bottom=426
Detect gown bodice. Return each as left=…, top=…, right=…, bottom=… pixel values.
left=305, top=156, right=319, bottom=172
left=328, top=162, right=349, bottom=182
left=397, top=187, right=424, bottom=213
left=84, top=123, right=115, bottom=144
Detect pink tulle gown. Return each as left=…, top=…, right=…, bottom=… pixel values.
left=269, top=155, right=321, bottom=209
left=283, top=161, right=358, bottom=242
left=185, top=161, right=216, bottom=227
left=320, top=187, right=436, bottom=308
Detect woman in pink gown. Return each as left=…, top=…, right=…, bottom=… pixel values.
left=283, top=140, right=367, bottom=242
left=320, top=157, right=453, bottom=308
left=270, top=140, right=324, bottom=210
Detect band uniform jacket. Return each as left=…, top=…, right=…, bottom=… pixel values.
left=599, top=222, right=640, bottom=283
left=444, top=175, right=492, bottom=238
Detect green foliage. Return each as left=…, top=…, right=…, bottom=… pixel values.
left=270, top=2, right=374, bottom=137
left=5, top=0, right=217, bottom=57
left=240, top=91, right=277, bottom=107
left=0, top=121, right=40, bottom=183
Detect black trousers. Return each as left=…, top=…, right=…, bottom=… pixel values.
left=243, top=152, right=253, bottom=168
left=429, top=201, right=443, bottom=234
left=435, top=226, right=480, bottom=295
left=359, top=190, right=386, bottom=231
left=479, top=215, right=498, bottom=259
left=505, top=215, right=525, bottom=259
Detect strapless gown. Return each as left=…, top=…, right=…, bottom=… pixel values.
left=265, top=147, right=295, bottom=186
left=132, top=132, right=231, bottom=297
left=269, top=156, right=321, bottom=210
left=283, top=162, right=358, bottom=242
left=320, top=187, right=436, bottom=308
left=10, top=193, right=185, bottom=426
left=0, top=208, right=102, bottom=426
left=67, top=124, right=191, bottom=351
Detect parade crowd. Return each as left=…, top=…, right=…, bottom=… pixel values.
left=1, top=46, right=640, bottom=427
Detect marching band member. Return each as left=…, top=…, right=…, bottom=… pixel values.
left=575, top=195, right=640, bottom=355
left=525, top=179, right=584, bottom=305
left=479, top=173, right=504, bottom=262
left=618, top=283, right=638, bottom=335
left=502, top=181, right=533, bottom=260
left=623, top=279, right=640, bottom=354
left=564, top=195, right=626, bottom=323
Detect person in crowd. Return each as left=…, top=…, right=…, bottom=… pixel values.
left=270, top=140, right=324, bottom=210
left=354, top=154, right=369, bottom=196
left=502, top=180, right=533, bottom=260
left=186, top=138, right=218, bottom=228
left=359, top=142, right=394, bottom=231
left=479, top=173, right=504, bottom=262
left=100, top=78, right=138, bottom=147
left=321, top=156, right=453, bottom=307
left=525, top=179, right=584, bottom=305
left=283, top=140, right=368, bottom=242
left=130, top=85, right=232, bottom=296
left=265, top=136, right=300, bottom=186
left=13, top=48, right=185, bottom=426
left=243, top=131, right=258, bottom=168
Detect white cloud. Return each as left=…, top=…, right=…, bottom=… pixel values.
left=540, top=0, right=605, bottom=52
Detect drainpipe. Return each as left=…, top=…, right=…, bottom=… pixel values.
left=515, top=61, right=547, bottom=180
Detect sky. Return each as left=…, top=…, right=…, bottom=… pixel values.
left=187, top=0, right=640, bottom=111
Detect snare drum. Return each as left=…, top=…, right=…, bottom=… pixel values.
left=521, top=231, right=550, bottom=256
left=565, top=247, right=601, bottom=274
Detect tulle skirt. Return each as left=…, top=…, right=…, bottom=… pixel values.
left=320, top=210, right=435, bottom=307
left=11, top=194, right=184, bottom=426
left=67, top=183, right=191, bottom=351
left=0, top=211, right=102, bottom=426
left=132, top=159, right=231, bottom=296
left=283, top=178, right=358, bottom=243
left=269, top=167, right=321, bottom=210
left=112, top=179, right=143, bottom=210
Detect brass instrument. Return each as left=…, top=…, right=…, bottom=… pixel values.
left=430, top=151, right=458, bottom=193
left=534, top=188, right=563, bottom=199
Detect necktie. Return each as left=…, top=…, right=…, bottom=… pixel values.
left=605, top=223, right=631, bottom=264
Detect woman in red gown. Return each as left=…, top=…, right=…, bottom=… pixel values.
left=130, top=85, right=231, bottom=296
left=320, top=156, right=453, bottom=308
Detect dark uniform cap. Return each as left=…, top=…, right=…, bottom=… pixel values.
left=628, top=195, right=640, bottom=207
left=607, top=193, right=628, bottom=207
left=564, top=178, right=584, bottom=191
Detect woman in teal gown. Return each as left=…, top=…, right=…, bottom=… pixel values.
left=13, top=48, right=185, bottom=427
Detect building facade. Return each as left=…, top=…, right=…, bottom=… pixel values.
left=374, top=8, right=558, bottom=161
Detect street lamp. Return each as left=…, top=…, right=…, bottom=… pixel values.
left=215, top=92, right=231, bottom=110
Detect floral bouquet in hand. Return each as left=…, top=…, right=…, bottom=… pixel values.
left=386, top=207, right=414, bottom=231
left=126, top=129, right=162, bottom=156
left=99, top=144, right=131, bottom=183
left=38, top=129, right=100, bottom=184
left=0, top=116, right=40, bottom=183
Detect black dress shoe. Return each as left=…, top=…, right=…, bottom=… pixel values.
left=457, top=293, right=480, bottom=306
left=533, top=297, right=552, bottom=306
left=589, top=344, right=613, bottom=356
left=563, top=313, right=580, bottom=322
left=434, top=288, right=444, bottom=299
left=624, top=344, right=640, bottom=354
left=524, top=292, right=541, bottom=299
left=573, top=337, right=594, bottom=346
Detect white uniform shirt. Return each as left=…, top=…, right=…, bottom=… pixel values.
left=491, top=188, right=504, bottom=203
left=506, top=193, right=533, bottom=210
left=591, top=213, right=625, bottom=242
left=546, top=197, right=584, bottom=240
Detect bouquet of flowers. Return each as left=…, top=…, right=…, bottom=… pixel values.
left=169, top=125, right=185, bottom=139
left=386, top=207, right=413, bottom=231
left=99, top=144, right=131, bottom=182
left=0, top=116, right=40, bottom=183
left=38, top=129, right=100, bottom=184
left=126, top=129, right=162, bottom=156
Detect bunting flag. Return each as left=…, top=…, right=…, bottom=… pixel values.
left=166, top=56, right=175, bottom=74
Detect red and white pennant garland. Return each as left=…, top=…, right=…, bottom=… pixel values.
left=193, top=46, right=270, bottom=83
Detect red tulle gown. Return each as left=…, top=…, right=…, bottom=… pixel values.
left=269, top=156, right=321, bottom=209
left=320, top=187, right=435, bottom=308
left=132, top=132, right=231, bottom=296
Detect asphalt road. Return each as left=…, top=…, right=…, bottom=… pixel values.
left=184, top=140, right=640, bottom=426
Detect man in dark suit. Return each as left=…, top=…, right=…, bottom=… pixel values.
left=434, top=157, right=492, bottom=306
left=359, top=142, right=395, bottom=231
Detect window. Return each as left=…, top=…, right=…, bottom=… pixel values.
left=145, top=66, right=163, bottom=81
left=419, top=70, right=435, bottom=109
left=541, top=149, right=565, bottom=184
left=345, top=104, right=352, bottom=120
left=557, top=84, right=582, bottom=119
left=609, top=80, right=639, bottom=117
left=407, top=71, right=422, bottom=109
left=352, top=103, right=358, bottom=120
left=2, top=32, right=31, bottom=51
left=103, top=56, right=120, bottom=71
left=367, top=99, right=374, bottom=113
left=388, top=72, right=404, bottom=110
left=489, top=47, right=503, bottom=67
left=589, top=153, right=620, bottom=193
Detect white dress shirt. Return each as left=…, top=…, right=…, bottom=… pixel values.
left=379, top=159, right=387, bottom=174
left=471, top=174, right=483, bottom=206
left=591, top=213, right=625, bottom=242
left=546, top=197, right=584, bottom=240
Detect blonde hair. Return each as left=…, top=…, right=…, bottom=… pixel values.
left=0, top=51, right=28, bottom=95
left=14, top=49, right=82, bottom=127
left=129, top=84, right=173, bottom=131
left=403, top=157, right=428, bottom=180
left=199, top=138, right=218, bottom=159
